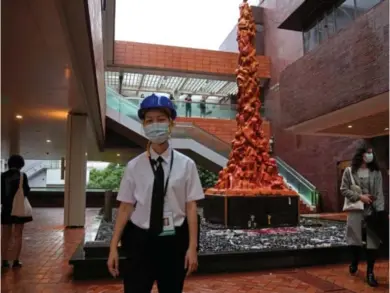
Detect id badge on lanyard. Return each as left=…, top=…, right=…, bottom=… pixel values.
left=160, top=211, right=176, bottom=236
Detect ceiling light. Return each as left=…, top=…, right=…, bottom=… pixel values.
left=46, top=139, right=51, bottom=143
left=385, top=128, right=389, bottom=131
left=116, top=153, right=120, bottom=157
left=64, top=65, right=71, bottom=79
left=15, top=114, right=23, bottom=120
left=85, top=152, right=88, bottom=156
left=347, top=125, right=352, bottom=128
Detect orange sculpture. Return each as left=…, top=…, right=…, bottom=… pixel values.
left=206, top=0, right=297, bottom=197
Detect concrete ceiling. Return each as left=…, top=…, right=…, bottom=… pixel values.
left=1, top=0, right=72, bottom=159
left=0, top=0, right=106, bottom=161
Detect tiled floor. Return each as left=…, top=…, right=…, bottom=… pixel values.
left=1, top=208, right=388, bottom=293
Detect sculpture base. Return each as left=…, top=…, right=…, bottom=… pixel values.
left=203, top=194, right=299, bottom=228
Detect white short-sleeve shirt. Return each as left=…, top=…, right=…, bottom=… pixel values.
left=116, top=144, right=204, bottom=229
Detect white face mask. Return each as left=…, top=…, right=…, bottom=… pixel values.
left=143, top=122, right=170, bottom=144
left=363, top=153, right=374, bottom=163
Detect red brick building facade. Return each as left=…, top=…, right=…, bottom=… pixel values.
left=262, top=0, right=389, bottom=212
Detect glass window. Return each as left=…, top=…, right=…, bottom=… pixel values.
left=335, top=0, right=355, bottom=31
left=308, top=25, right=319, bottom=52
left=303, top=25, right=319, bottom=53
left=325, top=7, right=336, bottom=37
left=302, top=0, right=381, bottom=54
left=355, top=0, right=382, bottom=17
left=318, top=16, right=327, bottom=42
left=303, top=31, right=310, bottom=53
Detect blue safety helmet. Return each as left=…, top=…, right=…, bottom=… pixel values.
left=138, top=93, right=177, bottom=120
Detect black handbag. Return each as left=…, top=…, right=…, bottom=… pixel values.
left=365, top=209, right=389, bottom=246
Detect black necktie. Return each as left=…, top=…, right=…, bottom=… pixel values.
left=149, top=157, right=165, bottom=235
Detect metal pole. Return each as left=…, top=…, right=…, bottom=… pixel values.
left=104, top=190, right=113, bottom=222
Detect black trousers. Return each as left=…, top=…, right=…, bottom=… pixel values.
left=121, top=220, right=189, bottom=293
left=185, top=106, right=191, bottom=117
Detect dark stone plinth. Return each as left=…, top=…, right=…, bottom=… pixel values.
left=70, top=209, right=389, bottom=280
left=203, top=194, right=299, bottom=228
left=84, top=241, right=113, bottom=258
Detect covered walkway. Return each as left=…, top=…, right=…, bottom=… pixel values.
left=1, top=208, right=389, bottom=293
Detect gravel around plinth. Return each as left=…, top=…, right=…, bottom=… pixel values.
left=95, top=209, right=347, bottom=253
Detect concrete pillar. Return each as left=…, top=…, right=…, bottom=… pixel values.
left=64, top=112, right=88, bottom=227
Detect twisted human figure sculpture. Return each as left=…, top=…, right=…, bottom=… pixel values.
left=207, top=0, right=297, bottom=197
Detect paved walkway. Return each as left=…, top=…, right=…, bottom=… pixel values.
left=1, top=208, right=388, bottom=293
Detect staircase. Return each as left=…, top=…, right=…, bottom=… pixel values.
left=22, top=160, right=60, bottom=180
left=106, top=86, right=319, bottom=214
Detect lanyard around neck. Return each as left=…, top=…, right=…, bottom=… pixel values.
left=148, top=150, right=174, bottom=197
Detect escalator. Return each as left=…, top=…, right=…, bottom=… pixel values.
left=106, top=87, right=319, bottom=209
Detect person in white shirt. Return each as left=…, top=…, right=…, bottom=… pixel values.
left=107, top=93, right=204, bottom=293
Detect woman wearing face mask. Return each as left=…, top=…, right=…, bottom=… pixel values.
left=341, top=144, right=384, bottom=287
left=107, top=93, right=204, bottom=293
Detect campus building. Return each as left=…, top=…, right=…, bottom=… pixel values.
left=1, top=0, right=389, bottom=291
left=2, top=0, right=389, bottom=221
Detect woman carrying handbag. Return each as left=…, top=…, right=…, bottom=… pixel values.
left=1, top=155, right=33, bottom=269
left=340, top=144, right=384, bottom=287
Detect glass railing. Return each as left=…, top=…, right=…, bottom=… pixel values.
left=275, top=157, right=319, bottom=206
left=126, top=97, right=238, bottom=120
left=106, top=87, right=231, bottom=157
left=121, top=95, right=266, bottom=120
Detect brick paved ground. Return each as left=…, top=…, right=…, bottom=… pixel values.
left=1, top=208, right=388, bottom=293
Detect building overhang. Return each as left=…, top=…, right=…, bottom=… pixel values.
left=285, top=92, right=389, bottom=138
left=278, top=0, right=340, bottom=31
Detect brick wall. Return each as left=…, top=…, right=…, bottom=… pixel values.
left=279, top=0, right=389, bottom=128
left=262, top=0, right=368, bottom=212
left=176, top=117, right=271, bottom=144
left=114, top=41, right=271, bottom=79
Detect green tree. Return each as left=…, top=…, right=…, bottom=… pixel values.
left=88, top=163, right=125, bottom=191
left=197, top=165, right=218, bottom=188
left=87, top=163, right=218, bottom=190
